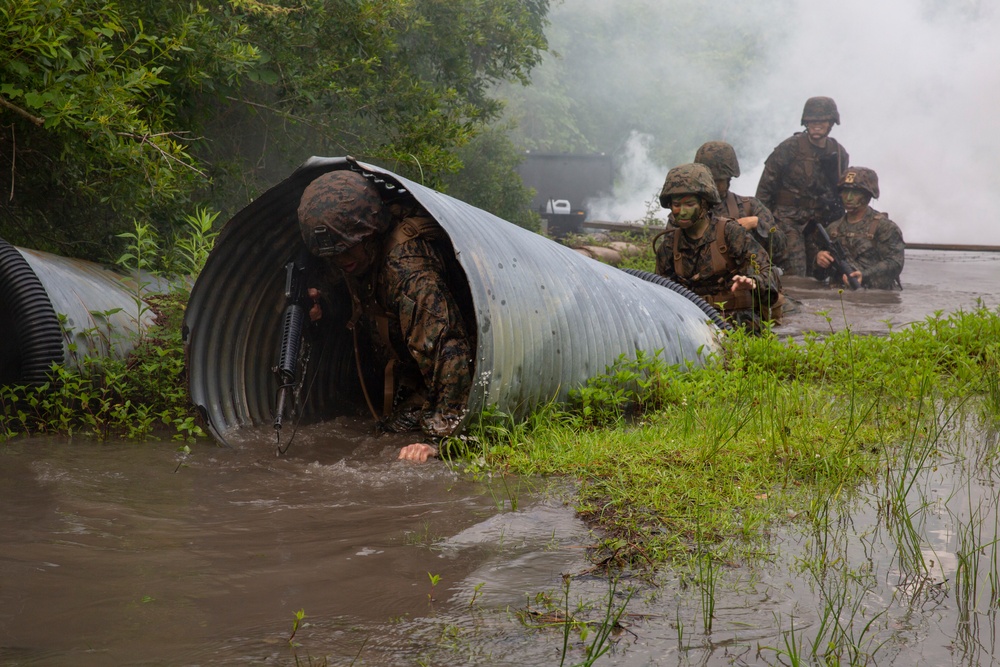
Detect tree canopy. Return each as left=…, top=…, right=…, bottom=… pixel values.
left=0, top=0, right=548, bottom=260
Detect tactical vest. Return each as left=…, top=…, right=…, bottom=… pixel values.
left=657, top=219, right=784, bottom=322
left=831, top=211, right=884, bottom=241
left=774, top=134, right=843, bottom=208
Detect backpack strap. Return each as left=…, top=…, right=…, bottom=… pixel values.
left=724, top=191, right=740, bottom=219
left=709, top=219, right=737, bottom=274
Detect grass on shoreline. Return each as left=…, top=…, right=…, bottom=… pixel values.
left=460, top=303, right=1000, bottom=567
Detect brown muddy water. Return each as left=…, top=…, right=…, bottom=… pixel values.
left=2, top=249, right=999, bottom=666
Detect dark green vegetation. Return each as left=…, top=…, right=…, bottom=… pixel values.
left=461, top=304, right=1000, bottom=566
left=1, top=0, right=548, bottom=261
left=0, top=218, right=216, bottom=441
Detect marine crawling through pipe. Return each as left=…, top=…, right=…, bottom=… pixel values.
left=289, top=170, right=476, bottom=463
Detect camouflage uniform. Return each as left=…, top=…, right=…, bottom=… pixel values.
left=694, top=141, right=787, bottom=270
left=811, top=167, right=904, bottom=290
left=755, top=97, right=849, bottom=275
left=298, top=171, right=473, bottom=439
left=710, top=192, right=787, bottom=271
left=655, top=163, right=784, bottom=330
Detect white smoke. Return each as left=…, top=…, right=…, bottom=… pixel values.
left=584, top=131, right=665, bottom=224
left=739, top=0, right=1000, bottom=244
left=515, top=0, right=1000, bottom=244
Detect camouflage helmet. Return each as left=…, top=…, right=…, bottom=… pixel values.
left=838, top=166, right=879, bottom=199
left=297, top=170, right=387, bottom=257
left=801, top=96, right=840, bottom=125
left=694, top=141, right=741, bottom=180
left=658, top=163, right=721, bottom=208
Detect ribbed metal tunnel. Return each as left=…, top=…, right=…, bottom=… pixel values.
left=183, top=157, right=722, bottom=445
left=0, top=239, right=163, bottom=386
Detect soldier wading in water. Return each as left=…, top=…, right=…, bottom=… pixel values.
left=812, top=166, right=905, bottom=290
left=654, top=163, right=785, bottom=332
left=297, top=170, right=475, bottom=463
left=694, top=140, right=788, bottom=272
left=756, top=96, right=850, bottom=276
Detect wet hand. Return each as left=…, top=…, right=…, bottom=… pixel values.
left=307, top=287, right=322, bottom=321
left=731, top=275, right=756, bottom=292
left=737, top=216, right=759, bottom=231
left=398, top=443, right=438, bottom=463
left=843, top=270, right=863, bottom=287
left=816, top=250, right=834, bottom=268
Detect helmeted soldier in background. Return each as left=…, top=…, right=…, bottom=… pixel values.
left=653, top=163, right=784, bottom=331
left=694, top=140, right=788, bottom=271
left=298, top=170, right=475, bottom=462
left=756, top=96, right=849, bottom=276
left=812, top=166, right=904, bottom=290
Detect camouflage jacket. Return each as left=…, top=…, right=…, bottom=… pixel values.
left=710, top=191, right=787, bottom=269
left=755, top=133, right=849, bottom=224
left=654, top=218, right=783, bottom=319
left=347, top=216, right=474, bottom=438
left=812, top=207, right=905, bottom=290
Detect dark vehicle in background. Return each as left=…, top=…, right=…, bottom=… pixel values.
left=517, top=152, right=614, bottom=238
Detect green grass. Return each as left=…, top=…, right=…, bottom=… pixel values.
left=460, top=304, right=1000, bottom=566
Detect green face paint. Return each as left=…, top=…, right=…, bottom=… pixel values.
left=840, top=189, right=867, bottom=209
left=675, top=204, right=701, bottom=222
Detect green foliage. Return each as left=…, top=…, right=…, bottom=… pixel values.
left=0, top=216, right=219, bottom=442
left=0, top=292, right=203, bottom=442
left=1, top=0, right=551, bottom=260
left=0, top=0, right=258, bottom=256
left=441, top=126, right=542, bottom=230
left=568, top=349, right=688, bottom=427
left=469, top=306, right=1000, bottom=566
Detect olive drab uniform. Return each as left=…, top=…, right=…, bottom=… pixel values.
left=345, top=207, right=474, bottom=438
left=812, top=207, right=904, bottom=290
left=653, top=218, right=785, bottom=330
left=755, top=133, right=848, bottom=276
left=711, top=191, right=788, bottom=271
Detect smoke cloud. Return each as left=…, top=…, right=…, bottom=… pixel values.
left=514, top=0, right=1000, bottom=244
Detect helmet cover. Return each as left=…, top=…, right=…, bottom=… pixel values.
left=297, top=170, right=387, bottom=257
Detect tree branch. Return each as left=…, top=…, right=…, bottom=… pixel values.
left=116, top=131, right=208, bottom=178
left=0, top=96, right=45, bottom=126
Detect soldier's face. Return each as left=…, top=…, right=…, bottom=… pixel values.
left=670, top=195, right=705, bottom=227
left=840, top=188, right=870, bottom=212
left=714, top=179, right=730, bottom=198
left=331, top=241, right=375, bottom=277
left=805, top=121, right=832, bottom=141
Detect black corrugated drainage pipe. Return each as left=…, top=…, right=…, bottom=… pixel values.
left=0, top=238, right=163, bottom=386
left=183, top=156, right=725, bottom=446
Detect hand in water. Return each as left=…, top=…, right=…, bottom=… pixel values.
left=398, top=443, right=438, bottom=463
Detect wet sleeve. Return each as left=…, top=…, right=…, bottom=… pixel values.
left=861, top=219, right=905, bottom=286
left=653, top=230, right=676, bottom=279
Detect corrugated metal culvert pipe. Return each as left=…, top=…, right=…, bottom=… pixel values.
left=183, top=157, right=724, bottom=446
left=0, top=239, right=162, bottom=386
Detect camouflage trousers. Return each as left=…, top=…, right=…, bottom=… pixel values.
left=773, top=207, right=822, bottom=276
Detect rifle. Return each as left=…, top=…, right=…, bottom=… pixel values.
left=273, top=248, right=313, bottom=452
left=811, top=223, right=861, bottom=290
